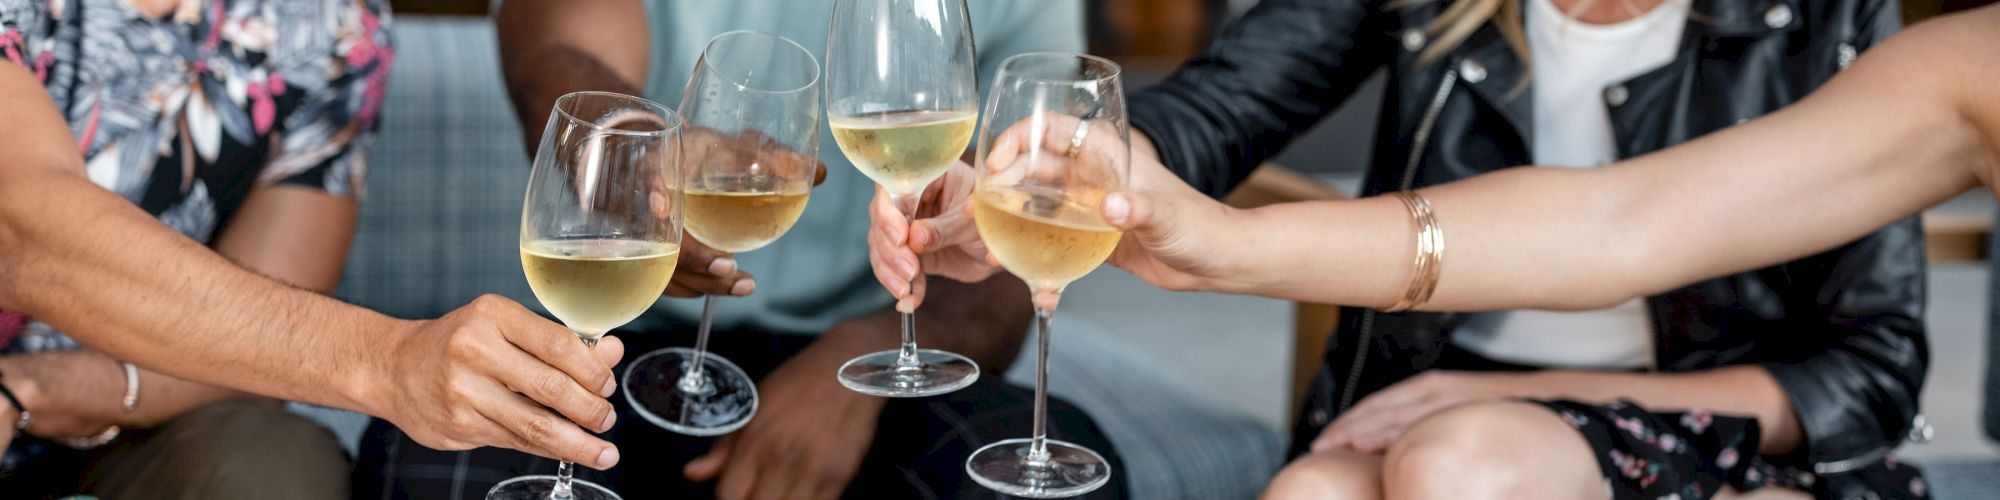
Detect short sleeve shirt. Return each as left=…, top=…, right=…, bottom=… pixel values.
left=633, top=0, right=1086, bottom=335
left=0, top=0, right=391, bottom=353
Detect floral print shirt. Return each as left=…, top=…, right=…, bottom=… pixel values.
left=0, top=0, right=390, bottom=354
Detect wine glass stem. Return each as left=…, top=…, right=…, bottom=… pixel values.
left=680, top=295, right=721, bottom=393
left=893, top=192, right=924, bottom=369
left=555, top=331, right=599, bottom=500
left=553, top=460, right=576, bottom=500
left=1027, top=305, right=1054, bottom=464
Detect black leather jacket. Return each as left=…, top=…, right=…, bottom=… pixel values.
left=1129, top=0, right=1928, bottom=478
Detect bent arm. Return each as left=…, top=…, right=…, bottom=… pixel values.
left=4, top=185, right=364, bottom=428
left=1210, top=11, right=2000, bottom=310
left=497, top=0, right=650, bottom=151
left=0, top=64, right=398, bottom=416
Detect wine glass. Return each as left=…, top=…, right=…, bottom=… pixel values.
left=963, top=53, right=1126, bottom=498
left=493, top=91, right=684, bottom=500
left=826, top=0, right=982, bottom=398
left=621, top=31, right=822, bottom=436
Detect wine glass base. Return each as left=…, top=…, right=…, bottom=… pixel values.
left=486, top=475, right=621, bottom=500
left=965, top=438, right=1112, bottom=498
left=622, top=348, right=758, bottom=436
left=836, top=348, right=979, bottom=397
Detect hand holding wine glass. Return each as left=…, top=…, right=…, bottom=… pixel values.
left=865, top=160, right=995, bottom=311
left=490, top=91, right=687, bottom=500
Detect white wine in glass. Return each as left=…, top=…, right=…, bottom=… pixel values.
left=830, top=109, right=978, bottom=195
left=621, top=30, right=822, bottom=437
left=827, top=0, right=983, bottom=399
left=491, top=91, right=685, bottom=500
left=964, top=52, right=1126, bottom=499
left=971, top=188, right=1122, bottom=291
left=682, top=188, right=811, bottom=253
left=521, top=239, right=682, bottom=336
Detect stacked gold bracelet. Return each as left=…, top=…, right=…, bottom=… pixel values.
left=1383, top=190, right=1444, bottom=313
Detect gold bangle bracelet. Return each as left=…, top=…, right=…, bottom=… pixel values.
left=1384, top=190, right=1444, bottom=312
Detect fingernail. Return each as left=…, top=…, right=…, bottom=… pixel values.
left=895, top=257, right=919, bottom=279
left=599, top=378, right=616, bottom=397
left=597, top=447, right=620, bottom=469
left=731, top=278, right=756, bottom=296
left=600, top=411, right=617, bottom=432
left=1103, top=194, right=1131, bottom=225
left=707, top=258, right=736, bottom=275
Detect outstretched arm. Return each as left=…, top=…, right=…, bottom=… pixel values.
left=0, top=64, right=625, bottom=469
left=1108, top=7, right=2000, bottom=311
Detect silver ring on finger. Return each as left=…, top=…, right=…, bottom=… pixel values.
left=1066, top=119, right=1091, bottom=157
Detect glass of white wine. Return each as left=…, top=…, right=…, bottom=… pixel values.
left=826, top=0, right=983, bottom=398
left=963, top=53, right=1126, bottom=498
left=621, top=31, right=821, bottom=436
left=493, top=91, right=685, bottom=500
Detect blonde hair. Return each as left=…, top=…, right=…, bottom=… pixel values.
left=1389, top=0, right=1527, bottom=64
left=1392, top=0, right=1644, bottom=64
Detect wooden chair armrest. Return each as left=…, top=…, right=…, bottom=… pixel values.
left=1219, top=164, right=1347, bottom=424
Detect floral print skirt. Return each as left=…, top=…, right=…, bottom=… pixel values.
left=1534, top=399, right=1929, bottom=500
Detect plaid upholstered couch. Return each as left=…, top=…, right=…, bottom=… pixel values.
left=295, top=16, right=1284, bottom=499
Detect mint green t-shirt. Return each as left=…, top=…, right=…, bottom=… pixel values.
left=630, top=0, right=1085, bottom=335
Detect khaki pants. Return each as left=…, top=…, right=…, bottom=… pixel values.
left=74, top=398, right=349, bottom=500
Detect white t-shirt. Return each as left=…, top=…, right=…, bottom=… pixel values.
left=1448, top=0, right=1686, bottom=369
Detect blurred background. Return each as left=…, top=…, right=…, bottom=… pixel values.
left=357, top=0, right=2000, bottom=495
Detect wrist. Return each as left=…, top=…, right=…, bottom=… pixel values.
left=339, top=316, right=417, bottom=419
left=1208, top=204, right=1274, bottom=295
left=0, top=357, right=44, bottom=421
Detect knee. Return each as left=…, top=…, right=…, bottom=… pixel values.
left=162, top=400, right=350, bottom=497
left=1382, top=402, right=1561, bottom=500
left=1261, top=450, right=1380, bottom=500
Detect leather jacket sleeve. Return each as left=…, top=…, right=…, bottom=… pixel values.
left=1756, top=0, right=1923, bottom=471
left=1126, top=0, right=1392, bottom=198
left=1762, top=216, right=1927, bottom=471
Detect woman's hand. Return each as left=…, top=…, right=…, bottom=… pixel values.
left=1098, top=160, right=1247, bottom=294
left=1310, top=371, right=1528, bottom=454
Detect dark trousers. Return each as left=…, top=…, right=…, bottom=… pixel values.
left=352, top=326, right=1129, bottom=499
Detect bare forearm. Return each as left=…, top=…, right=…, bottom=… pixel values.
left=497, top=0, right=649, bottom=150
left=1216, top=17, right=1994, bottom=312
left=1, top=351, right=253, bottom=429
left=0, top=172, right=397, bottom=415
left=1515, top=367, right=1801, bottom=454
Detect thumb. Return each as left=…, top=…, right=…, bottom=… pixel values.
left=910, top=206, right=977, bottom=253
left=594, top=335, right=625, bottom=369
left=1101, top=191, right=1163, bottom=235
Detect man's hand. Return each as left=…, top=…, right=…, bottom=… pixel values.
left=1312, top=371, right=1526, bottom=454
left=682, top=324, right=886, bottom=500
left=868, top=162, right=994, bottom=312
left=369, top=295, right=626, bottom=470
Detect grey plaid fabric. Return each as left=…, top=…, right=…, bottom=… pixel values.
left=304, top=15, right=1285, bottom=499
